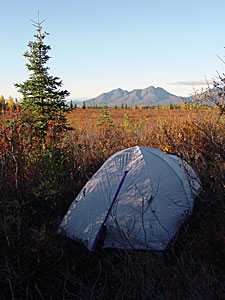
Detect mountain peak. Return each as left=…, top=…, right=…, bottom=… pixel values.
left=85, top=86, right=186, bottom=107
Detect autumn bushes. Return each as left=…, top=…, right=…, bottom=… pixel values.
left=65, top=107, right=224, bottom=228
left=65, top=108, right=225, bottom=299
left=0, top=107, right=224, bottom=299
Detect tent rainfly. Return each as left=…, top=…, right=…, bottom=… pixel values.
left=59, top=146, right=201, bottom=251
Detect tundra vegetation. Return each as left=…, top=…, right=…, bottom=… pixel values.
left=0, top=17, right=224, bottom=300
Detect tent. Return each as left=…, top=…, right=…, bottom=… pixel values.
left=59, top=146, right=201, bottom=251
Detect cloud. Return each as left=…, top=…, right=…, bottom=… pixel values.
left=169, top=80, right=213, bottom=86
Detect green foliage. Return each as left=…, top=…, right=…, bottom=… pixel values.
left=14, top=14, right=70, bottom=141
left=123, top=113, right=132, bottom=129
left=99, top=106, right=114, bottom=130
left=173, top=104, right=181, bottom=109
left=0, top=119, right=75, bottom=236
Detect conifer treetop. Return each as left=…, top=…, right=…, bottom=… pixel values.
left=14, top=13, right=70, bottom=140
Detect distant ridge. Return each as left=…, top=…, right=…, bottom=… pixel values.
left=83, top=86, right=189, bottom=107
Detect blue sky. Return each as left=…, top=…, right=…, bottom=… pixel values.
left=1, top=0, right=225, bottom=99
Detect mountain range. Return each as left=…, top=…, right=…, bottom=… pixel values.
left=78, top=86, right=192, bottom=107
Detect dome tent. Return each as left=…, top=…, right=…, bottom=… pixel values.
left=59, top=146, right=201, bottom=251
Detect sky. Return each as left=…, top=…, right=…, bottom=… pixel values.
left=1, top=0, right=225, bottom=100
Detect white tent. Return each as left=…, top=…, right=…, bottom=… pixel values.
left=59, top=146, right=201, bottom=251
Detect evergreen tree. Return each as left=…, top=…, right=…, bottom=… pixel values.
left=70, top=100, right=73, bottom=109
left=14, top=14, right=70, bottom=140
left=169, top=102, right=174, bottom=109
left=99, top=105, right=114, bottom=129
left=82, top=101, right=86, bottom=109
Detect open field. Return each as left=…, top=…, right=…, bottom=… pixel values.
left=0, top=108, right=224, bottom=299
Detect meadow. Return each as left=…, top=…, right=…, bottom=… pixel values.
left=0, top=106, right=224, bottom=299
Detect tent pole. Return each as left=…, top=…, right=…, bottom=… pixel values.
left=91, top=170, right=129, bottom=251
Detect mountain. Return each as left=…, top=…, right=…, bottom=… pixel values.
left=83, top=86, right=189, bottom=107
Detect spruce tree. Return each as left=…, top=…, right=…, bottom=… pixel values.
left=82, top=101, right=86, bottom=109
left=14, top=14, right=70, bottom=141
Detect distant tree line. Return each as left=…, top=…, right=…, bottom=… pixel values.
left=0, top=95, right=22, bottom=112
left=68, top=101, right=214, bottom=110
left=1, top=95, right=214, bottom=113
